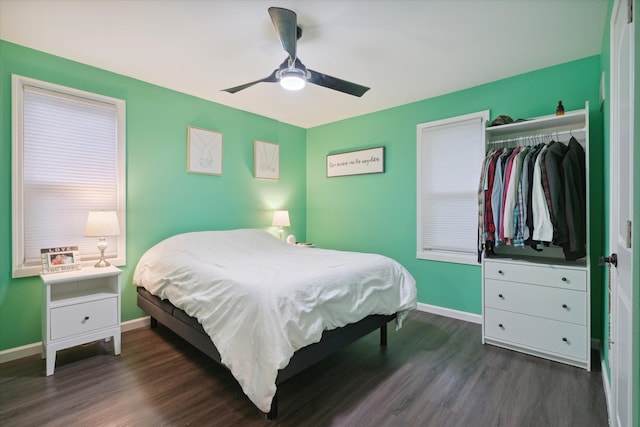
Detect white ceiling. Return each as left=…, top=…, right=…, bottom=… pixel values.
left=0, top=0, right=608, bottom=129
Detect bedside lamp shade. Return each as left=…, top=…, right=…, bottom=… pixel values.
left=85, top=211, right=120, bottom=237
left=85, top=210, right=120, bottom=267
left=272, top=210, right=290, bottom=240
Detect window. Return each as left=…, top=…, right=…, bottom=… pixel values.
left=12, top=75, right=126, bottom=278
left=416, top=111, right=488, bottom=264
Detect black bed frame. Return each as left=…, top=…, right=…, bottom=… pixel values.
left=136, top=287, right=395, bottom=420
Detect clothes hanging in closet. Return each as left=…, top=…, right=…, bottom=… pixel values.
left=478, top=136, right=586, bottom=261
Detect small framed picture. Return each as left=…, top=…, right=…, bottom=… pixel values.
left=187, top=126, right=223, bottom=175
left=41, top=246, right=82, bottom=274
left=254, top=140, right=280, bottom=180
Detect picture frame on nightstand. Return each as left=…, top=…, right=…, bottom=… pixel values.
left=41, top=246, right=81, bottom=274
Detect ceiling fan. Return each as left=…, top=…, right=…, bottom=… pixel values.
left=222, top=7, right=370, bottom=97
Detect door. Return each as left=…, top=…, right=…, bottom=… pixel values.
left=609, top=1, right=634, bottom=426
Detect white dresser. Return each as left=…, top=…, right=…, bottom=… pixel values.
left=482, top=258, right=590, bottom=369
left=41, top=266, right=122, bottom=375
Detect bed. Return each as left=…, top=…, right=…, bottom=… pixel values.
left=132, top=229, right=417, bottom=419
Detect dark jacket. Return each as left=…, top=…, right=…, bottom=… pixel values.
left=561, top=137, right=586, bottom=261
left=544, top=141, right=569, bottom=247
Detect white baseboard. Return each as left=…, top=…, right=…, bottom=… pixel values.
left=0, top=316, right=151, bottom=364
left=416, top=302, right=482, bottom=324
left=122, top=316, right=150, bottom=332
left=0, top=342, right=43, bottom=364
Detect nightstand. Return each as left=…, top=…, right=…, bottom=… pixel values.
left=40, top=266, right=122, bottom=375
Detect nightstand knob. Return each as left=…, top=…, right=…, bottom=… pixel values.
left=562, top=337, right=568, bottom=342
left=498, top=323, right=504, bottom=329
left=498, top=293, right=504, bottom=299
left=498, top=270, right=504, bottom=275
left=83, top=316, right=90, bottom=323
left=561, top=277, right=568, bottom=282
left=562, top=304, right=568, bottom=309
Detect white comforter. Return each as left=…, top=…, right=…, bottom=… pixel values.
left=132, top=229, right=417, bottom=412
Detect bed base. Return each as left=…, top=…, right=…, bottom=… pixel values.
left=136, top=287, right=395, bottom=420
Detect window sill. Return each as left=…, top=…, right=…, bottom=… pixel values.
left=416, top=251, right=480, bottom=266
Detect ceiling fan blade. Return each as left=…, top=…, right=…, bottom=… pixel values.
left=307, top=69, right=370, bottom=97
left=268, top=7, right=298, bottom=62
left=221, top=69, right=279, bottom=94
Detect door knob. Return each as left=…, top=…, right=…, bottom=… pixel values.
left=598, top=253, right=618, bottom=268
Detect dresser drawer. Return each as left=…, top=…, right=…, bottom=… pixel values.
left=484, top=279, right=586, bottom=325
left=50, top=297, right=118, bottom=340
left=484, top=261, right=586, bottom=291
left=484, top=308, right=587, bottom=360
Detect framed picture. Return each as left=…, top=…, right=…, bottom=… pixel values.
left=254, top=140, right=280, bottom=180
left=326, top=146, right=385, bottom=177
left=187, top=126, right=223, bottom=175
left=41, top=246, right=82, bottom=274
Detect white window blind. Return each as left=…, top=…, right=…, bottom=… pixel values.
left=417, top=111, right=488, bottom=264
left=12, top=76, right=126, bottom=277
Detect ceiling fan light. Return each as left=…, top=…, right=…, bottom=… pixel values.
left=279, top=69, right=306, bottom=91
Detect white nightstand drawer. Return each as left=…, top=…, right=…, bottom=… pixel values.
left=50, top=297, right=118, bottom=340
left=484, top=279, right=586, bottom=325
left=484, top=261, right=586, bottom=291
left=484, top=308, right=587, bottom=360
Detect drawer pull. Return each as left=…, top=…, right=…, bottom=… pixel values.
left=562, top=304, right=568, bottom=309
left=82, top=316, right=90, bottom=323
left=498, top=323, right=504, bottom=329
left=562, top=337, right=568, bottom=343
left=561, top=277, right=568, bottom=282
left=498, top=293, right=504, bottom=299
left=498, top=270, right=504, bottom=275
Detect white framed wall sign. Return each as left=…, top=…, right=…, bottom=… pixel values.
left=187, top=126, right=223, bottom=176
left=326, top=146, right=384, bottom=177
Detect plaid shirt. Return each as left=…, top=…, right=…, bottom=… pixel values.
left=512, top=147, right=530, bottom=247
left=500, top=147, right=522, bottom=242
left=477, top=148, right=504, bottom=260
left=483, top=149, right=503, bottom=243
left=477, top=151, right=491, bottom=258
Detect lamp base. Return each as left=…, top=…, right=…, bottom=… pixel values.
left=94, top=239, right=110, bottom=267
left=94, top=258, right=111, bottom=268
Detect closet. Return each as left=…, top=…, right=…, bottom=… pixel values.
left=480, top=102, right=591, bottom=370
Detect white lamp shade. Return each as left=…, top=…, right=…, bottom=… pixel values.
left=85, top=210, right=120, bottom=237
left=272, top=210, right=290, bottom=227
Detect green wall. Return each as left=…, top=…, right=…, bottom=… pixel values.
left=307, top=56, right=605, bottom=328
left=0, top=41, right=307, bottom=351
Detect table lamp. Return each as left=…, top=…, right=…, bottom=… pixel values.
left=272, top=210, right=290, bottom=240
left=85, top=210, right=120, bottom=267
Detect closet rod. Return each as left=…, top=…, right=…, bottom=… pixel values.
left=487, top=128, right=585, bottom=146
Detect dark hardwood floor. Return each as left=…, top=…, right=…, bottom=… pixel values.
left=0, top=311, right=608, bottom=426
